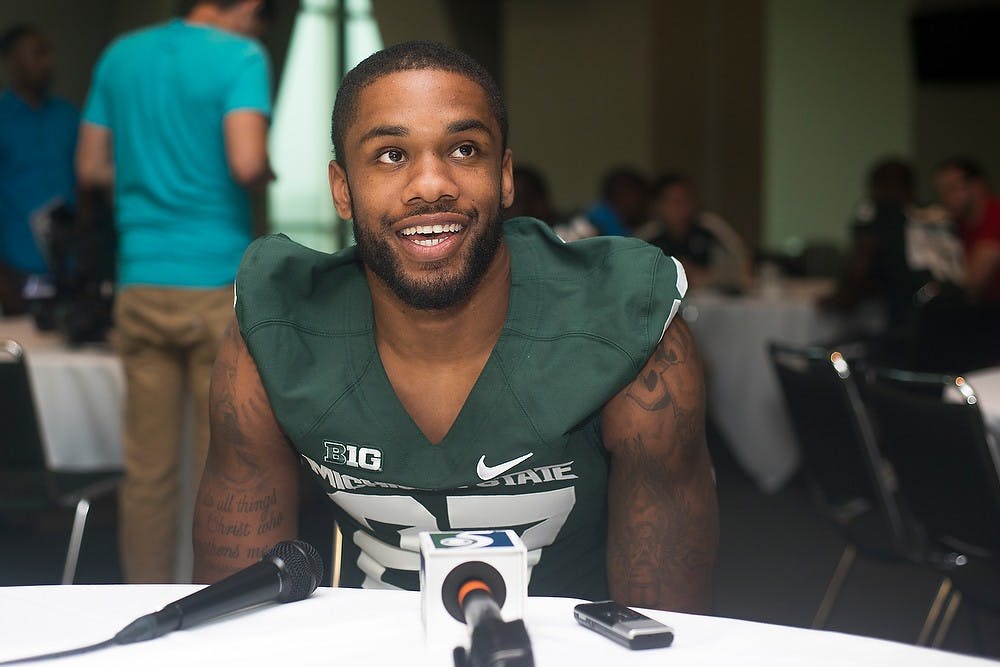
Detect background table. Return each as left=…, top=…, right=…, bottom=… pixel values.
left=683, top=281, right=881, bottom=492
left=0, top=316, right=196, bottom=582
left=0, top=585, right=991, bottom=666
left=0, top=316, right=124, bottom=471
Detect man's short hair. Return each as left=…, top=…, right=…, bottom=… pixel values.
left=650, top=173, right=691, bottom=199
left=175, top=0, right=274, bottom=21
left=868, top=158, right=914, bottom=194
left=331, top=40, right=508, bottom=165
left=600, top=167, right=647, bottom=201
left=937, top=156, right=986, bottom=183
left=0, top=24, right=37, bottom=58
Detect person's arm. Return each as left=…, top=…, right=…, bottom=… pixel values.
left=193, top=319, right=300, bottom=583
left=965, top=240, right=1000, bottom=303
left=700, top=212, right=754, bottom=291
left=223, top=111, right=273, bottom=188
left=75, top=122, right=114, bottom=188
left=602, top=318, right=719, bottom=613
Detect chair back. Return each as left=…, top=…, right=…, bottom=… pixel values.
left=769, top=343, right=906, bottom=541
left=0, top=339, right=54, bottom=496
left=865, top=369, right=1000, bottom=554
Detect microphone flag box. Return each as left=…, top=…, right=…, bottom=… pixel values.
left=418, top=529, right=527, bottom=646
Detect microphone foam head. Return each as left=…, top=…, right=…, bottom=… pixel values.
left=266, top=540, right=324, bottom=602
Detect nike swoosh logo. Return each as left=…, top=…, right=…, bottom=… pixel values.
left=476, top=452, right=534, bottom=481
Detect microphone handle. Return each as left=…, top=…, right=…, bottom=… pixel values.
left=461, top=589, right=503, bottom=628
left=457, top=588, right=534, bottom=667
left=166, top=560, right=284, bottom=630
left=114, top=560, right=283, bottom=644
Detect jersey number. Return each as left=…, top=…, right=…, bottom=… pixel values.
left=330, top=487, right=577, bottom=589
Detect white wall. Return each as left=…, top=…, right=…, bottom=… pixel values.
left=504, top=0, right=655, bottom=212
left=373, top=0, right=454, bottom=47
left=650, top=0, right=764, bottom=247
left=763, top=0, right=913, bottom=251
left=915, top=86, right=1000, bottom=201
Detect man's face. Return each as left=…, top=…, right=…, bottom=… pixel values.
left=935, top=167, right=978, bottom=222
left=8, top=32, right=53, bottom=93
left=329, top=69, right=513, bottom=311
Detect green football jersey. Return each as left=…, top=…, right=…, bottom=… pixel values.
left=235, top=218, right=686, bottom=600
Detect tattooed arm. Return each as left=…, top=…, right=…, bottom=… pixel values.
left=193, top=319, right=300, bottom=583
left=602, top=318, right=719, bottom=612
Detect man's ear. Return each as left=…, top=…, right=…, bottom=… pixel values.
left=500, top=148, right=514, bottom=210
left=329, top=160, right=353, bottom=220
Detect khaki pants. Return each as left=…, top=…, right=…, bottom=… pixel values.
left=114, top=285, right=234, bottom=583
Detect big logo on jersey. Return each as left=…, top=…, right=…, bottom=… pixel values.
left=324, top=440, right=383, bottom=472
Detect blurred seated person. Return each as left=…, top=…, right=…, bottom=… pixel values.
left=908, top=158, right=1000, bottom=373
left=935, top=157, right=1000, bottom=304
left=570, top=166, right=648, bottom=238
left=505, top=164, right=597, bottom=243
left=0, top=24, right=78, bottom=315
left=820, top=158, right=963, bottom=342
left=505, top=165, right=556, bottom=223
left=634, top=173, right=752, bottom=292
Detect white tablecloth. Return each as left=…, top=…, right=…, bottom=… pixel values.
left=682, top=282, right=881, bottom=492
left=0, top=585, right=990, bottom=667
left=946, top=367, right=1000, bottom=474
left=0, top=316, right=124, bottom=471
left=964, top=367, right=1000, bottom=441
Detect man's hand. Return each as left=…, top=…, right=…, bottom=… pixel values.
left=602, top=318, right=718, bottom=613
left=193, top=319, right=301, bottom=583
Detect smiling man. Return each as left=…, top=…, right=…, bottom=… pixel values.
left=193, top=41, right=718, bottom=613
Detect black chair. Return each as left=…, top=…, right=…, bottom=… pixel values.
left=0, top=338, right=121, bottom=584
left=768, top=343, right=943, bottom=636
left=864, top=369, right=1000, bottom=647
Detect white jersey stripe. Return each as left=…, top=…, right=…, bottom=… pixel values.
left=658, top=257, right=688, bottom=344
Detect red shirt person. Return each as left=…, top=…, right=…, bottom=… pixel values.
left=935, top=158, right=1000, bottom=304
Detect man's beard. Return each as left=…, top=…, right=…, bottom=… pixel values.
left=352, top=200, right=505, bottom=311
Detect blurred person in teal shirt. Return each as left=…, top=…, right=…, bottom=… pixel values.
left=76, top=0, right=273, bottom=583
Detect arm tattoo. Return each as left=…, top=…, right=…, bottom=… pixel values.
left=193, top=323, right=299, bottom=582
left=625, top=321, right=699, bottom=439
left=607, top=433, right=715, bottom=609
left=606, top=320, right=719, bottom=612
left=625, top=320, right=693, bottom=411
left=211, top=343, right=262, bottom=486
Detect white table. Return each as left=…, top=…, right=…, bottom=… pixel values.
left=0, top=316, right=124, bottom=471
left=682, top=281, right=882, bottom=492
left=0, top=585, right=990, bottom=666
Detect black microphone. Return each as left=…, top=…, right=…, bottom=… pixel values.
left=114, top=539, right=324, bottom=644
left=0, top=540, right=325, bottom=666
left=452, top=578, right=534, bottom=667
